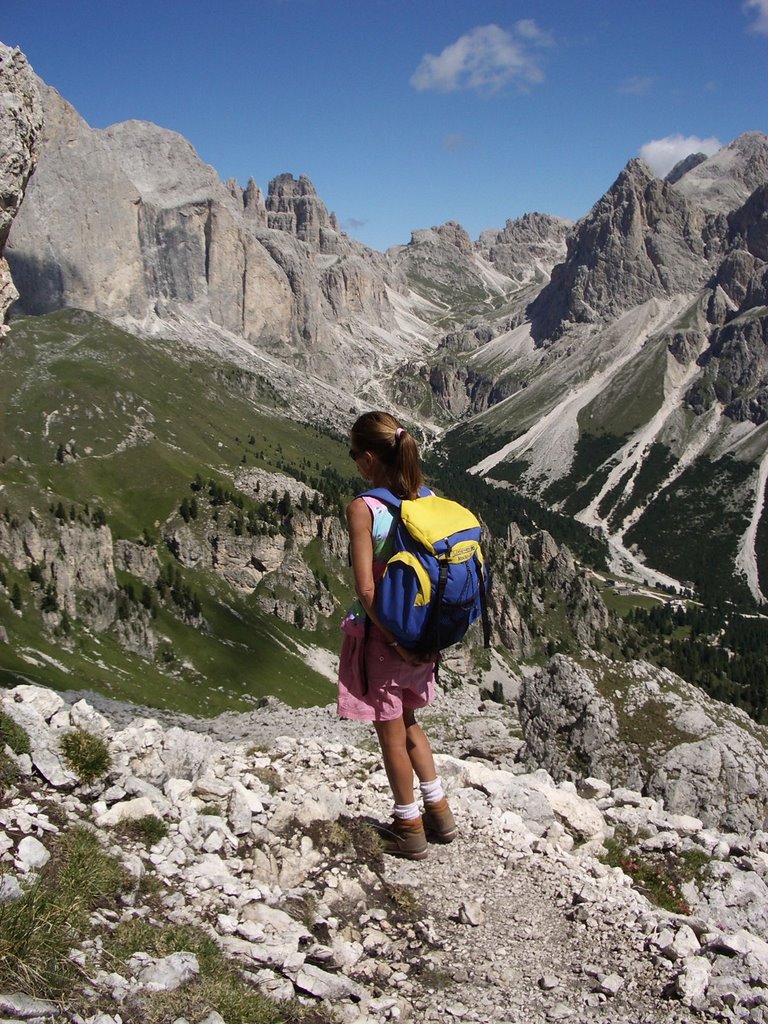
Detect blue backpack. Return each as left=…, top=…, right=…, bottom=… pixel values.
left=363, top=486, right=491, bottom=654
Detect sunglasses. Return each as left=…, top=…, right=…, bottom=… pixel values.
left=349, top=448, right=362, bottom=461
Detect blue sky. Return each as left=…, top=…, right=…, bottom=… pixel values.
left=4, top=0, right=767, bottom=251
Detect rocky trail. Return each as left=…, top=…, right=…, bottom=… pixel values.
left=2, top=678, right=767, bottom=1024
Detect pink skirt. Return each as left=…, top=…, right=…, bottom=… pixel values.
left=337, top=626, right=436, bottom=722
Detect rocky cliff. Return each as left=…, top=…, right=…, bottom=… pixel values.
left=0, top=44, right=42, bottom=332
left=6, top=86, right=413, bottom=384
left=518, top=654, right=768, bottom=834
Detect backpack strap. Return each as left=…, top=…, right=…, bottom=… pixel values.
left=357, top=485, right=431, bottom=507
left=476, top=553, right=492, bottom=649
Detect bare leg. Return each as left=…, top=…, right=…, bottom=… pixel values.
left=403, top=709, right=437, bottom=783
left=373, top=717, right=414, bottom=805
left=374, top=711, right=437, bottom=806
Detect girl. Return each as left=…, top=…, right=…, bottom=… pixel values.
left=338, top=410, right=456, bottom=859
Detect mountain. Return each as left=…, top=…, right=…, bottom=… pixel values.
left=436, top=134, right=768, bottom=605
left=6, top=84, right=422, bottom=389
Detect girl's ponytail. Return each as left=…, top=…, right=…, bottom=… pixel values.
left=350, top=411, right=425, bottom=500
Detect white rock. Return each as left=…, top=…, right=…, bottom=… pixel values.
left=165, top=778, right=194, bottom=804
left=665, top=812, right=703, bottom=835
left=578, top=777, right=611, bottom=800
left=673, top=924, right=701, bottom=959
left=16, top=835, right=50, bottom=871
left=7, top=684, right=65, bottom=720
left=236, top=920, right=266, bottom=943
left=611, top=787, right=644, bottom=807
left=136, top=951, right=200, bottom=992
left=0, top=874, right=24, bottom=902
left=95, top=796, right=156, bottom=827
left=291, top=962, right=365, bottom=1001
left=674, top=956, right=711, bottom=1005
left=69, top=699, right=112, bottom=736
left=227, top=783, right=253, bottom=835
left=0, top=991, right=60, bottom=1016
left=458, top=900, right=485, bottom=926
left=718, top=928, right=768, bottom=967
left=595, top=972, right=623, bottom=996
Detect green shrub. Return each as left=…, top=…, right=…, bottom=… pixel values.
left=60, top=729, right=111, bottom=783
left=121, top=815, right=169, bottom=846
left=602, top=828, right=711, bottom=914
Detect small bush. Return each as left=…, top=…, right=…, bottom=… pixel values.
left=386, top=882, right=420, bottom=918
left=121, top=815, right=168, bottom=846
left=60, top=729, right=111, bottom=783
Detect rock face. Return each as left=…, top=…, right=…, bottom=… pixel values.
left=672, top=132, right=768, bottom=214
left=517, top=654, right=768, bottom=833
left=528, top=159, right=710, bottom=342
left=477, top=212, right=572, bottom=283
left=489, top=526, right=611, bottom=658
left=0, top=44, right=43, bottom=332
left=6, top=85, right=410, bottom=383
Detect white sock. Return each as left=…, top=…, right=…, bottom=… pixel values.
left=393, top=800, right=420, bottom=821
left=419, top=778, right=444, bottom=803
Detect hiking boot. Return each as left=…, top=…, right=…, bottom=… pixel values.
left=377, top=816, right=428, bottom=860
left=423, top=797, right=457, bottom=843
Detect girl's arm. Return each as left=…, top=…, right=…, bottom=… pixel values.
left=346, top=497, right=424, bottom=664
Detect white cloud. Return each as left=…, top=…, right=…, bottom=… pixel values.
left=410, top=22, right=551, bottom=95
left=639, top=134, right=723, bottom=177
left=442, top=133, right=468, bottom=151
left=744, top=0, right=768, bottom=35
left=618, top=75, right=654, bottom=96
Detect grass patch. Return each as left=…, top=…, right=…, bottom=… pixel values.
left=305, top=816, right=384, bottom=869
left=0, top=826, right=126, bottom=997
left=105, top=919, right=329, bottom=1024
left=0, top=710, right=31, bottom=755
left=385, top=883, right=420, bottom=919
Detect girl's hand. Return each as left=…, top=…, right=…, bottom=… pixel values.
left=394, top=644, right=435, bottom=666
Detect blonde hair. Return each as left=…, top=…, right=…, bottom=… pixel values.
left=351, top=411, right=424, bottom=499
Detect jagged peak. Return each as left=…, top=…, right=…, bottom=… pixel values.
left=665, top=152, right=708, bottom=185
left=672, top=131, right=768, bottom=214
left=267, top=172, right=319, bottom=199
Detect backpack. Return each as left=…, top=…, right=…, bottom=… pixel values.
left=362, top=486, right=491, bottom=654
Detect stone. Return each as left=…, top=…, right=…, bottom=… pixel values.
left=16, top=836, right=50, bottom=871
left=290, top=963, right=365, bottom=1001
left=0, top=875, right=23, bottom=903
left=134, top=952, right=200, bottom=992
left=674, top=957, right=712, bottom=1005
left=594, top=973, right=624, bottom=996
left=0, top=992, right=60, bottom=1018
left=94, top=796, right=157, bottom=827
left=457, top=901, right=485, bottom=927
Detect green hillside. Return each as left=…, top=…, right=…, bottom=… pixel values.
left=0, top=310, right=360, bottom=714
